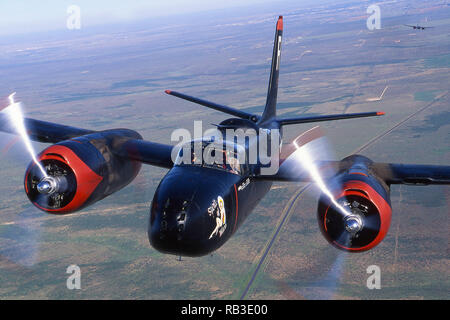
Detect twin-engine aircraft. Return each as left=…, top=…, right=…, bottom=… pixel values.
left=403, top=24, right=434, bottom=30
left=1, top=16, right=449, bottom=257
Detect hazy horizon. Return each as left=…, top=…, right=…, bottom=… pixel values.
left=0, top=0, right=297, bottom=36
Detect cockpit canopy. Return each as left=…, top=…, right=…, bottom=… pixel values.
left=174, top=138, right=247, bottom=175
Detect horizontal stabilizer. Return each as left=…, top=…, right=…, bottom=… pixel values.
left=277, top=111, right=384, bottom=126
left=165, top=90, right=257, bottom=121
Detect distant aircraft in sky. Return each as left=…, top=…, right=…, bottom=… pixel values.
left=404, top=24, right=434, bottom=30
left=1, top=17, right=449, bottom=258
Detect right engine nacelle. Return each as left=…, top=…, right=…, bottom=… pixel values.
left=24, top=129, right=142, bottom=214
left=317, top=155, right=392, bottom=252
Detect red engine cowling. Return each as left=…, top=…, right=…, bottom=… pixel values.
left=24, top=129, right=142, bottom=214
left=317, top=155, right=392, bottom=252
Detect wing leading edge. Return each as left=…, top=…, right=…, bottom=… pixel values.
left=0, top=114, right=93, bottom=143
left=373, top=163, right=450, bottom=185
left=256, top=159, right=450, bottom=185
left=0, top=113, right=175, bottom=169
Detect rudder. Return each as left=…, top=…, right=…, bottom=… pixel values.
left=259, top=16, right=283, bottom=124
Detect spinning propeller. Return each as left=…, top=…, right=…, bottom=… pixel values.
left=280, top=126, right=382, bottom=251
left=0, top=93, right=47, bottom=267
left=278, top=126, right=384, bottom=298
left=2, top=93, right=47, bottom=178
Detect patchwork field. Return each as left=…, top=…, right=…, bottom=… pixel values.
left=0, top=0, right=448, bottom=299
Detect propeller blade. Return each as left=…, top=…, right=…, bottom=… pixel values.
left=278, top=127, right=355, bottom=299
left=281, top=126, right=350, bottom=216
left=0, top=94, right=48, bottom=267
left=0, top=93, right=47, bottom=178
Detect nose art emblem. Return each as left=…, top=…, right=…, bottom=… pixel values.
left=208, top=196, right=227, bottom=239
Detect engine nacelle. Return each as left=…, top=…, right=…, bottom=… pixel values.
left=24, top=129, right=142, bottom=214
left=317, top=155, right=392, bottom=252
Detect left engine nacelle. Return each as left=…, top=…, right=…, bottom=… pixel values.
left=317, top=155, right=392, bottom=252
left=24, top=129, right=142, bottom=214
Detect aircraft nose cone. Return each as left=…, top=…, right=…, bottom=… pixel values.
left=148, top=166, right=239, bottom=257
left=149, top=196, right=209, bottom=256
left=158, top=201, right=190, bottom=242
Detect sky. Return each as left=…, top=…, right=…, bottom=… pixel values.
left=0, top=0, right=286, bottom=36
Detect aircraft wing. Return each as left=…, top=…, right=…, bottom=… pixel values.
left=254, top=126, right=450, bottom=185
left=403, top=24, right=434, bottom=29
left=0, top=113, right=174, bottom=169
left=256, top=158, right=450, bottom=185
left=0, top=114, right=93, bottom=143
left=115, top=139, right=174, bottom=168
left=373, top=163, right=450, bottom=185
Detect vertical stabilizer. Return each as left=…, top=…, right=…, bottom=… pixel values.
left=259, top=16, right=283, bottom=124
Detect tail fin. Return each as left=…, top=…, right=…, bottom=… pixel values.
left=259, top=16, right=283, bottom=124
